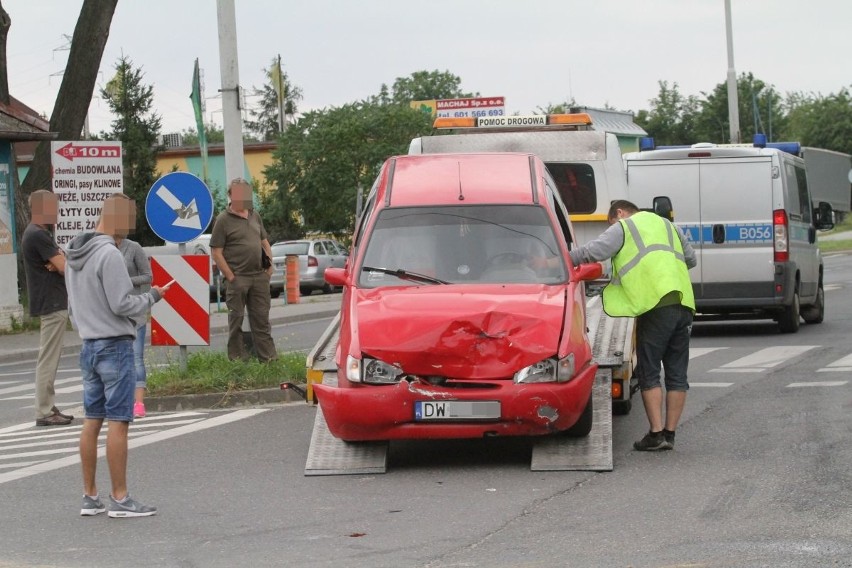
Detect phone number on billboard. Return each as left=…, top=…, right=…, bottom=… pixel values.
left=438, top=109, right=505, bottom=118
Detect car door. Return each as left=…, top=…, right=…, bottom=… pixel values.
left=328, top=240, right=348, bottom=269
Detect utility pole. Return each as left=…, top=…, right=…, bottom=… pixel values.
left=216, top=0, right=244, bottom=184
left=724, top=0, right=741, bottom=143
left=216, top=0, right=255, bottom=353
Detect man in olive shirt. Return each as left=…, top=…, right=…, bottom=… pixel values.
left=210, top=178, right=277, bottom=362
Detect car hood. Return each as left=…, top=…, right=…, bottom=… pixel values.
left=351, top=285, right=566, bottom=379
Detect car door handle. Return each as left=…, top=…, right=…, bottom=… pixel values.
left=712, top=224, right=725, bottom=244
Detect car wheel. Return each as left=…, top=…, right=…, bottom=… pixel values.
left=322, top=282, right=333, bottom=294
left=300, top=286, right=311, bottom=296
left=270, top=289, right=281, bottom=299
left=563, top=392, right=593, bottom=437
left=777, top=290, right=800, bottom=333
left=801, top=283, right=824, bottom=324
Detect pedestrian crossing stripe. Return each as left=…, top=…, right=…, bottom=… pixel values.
left=787, top=381, right=848, bottom=388
left=816, top=353, right=852, bottom=372
left=0, top=409, right=268, bottom=485
left=709, top=346, right=818, bottom=373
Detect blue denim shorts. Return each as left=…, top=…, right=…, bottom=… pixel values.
left=80, top=337, right=136, bottom=422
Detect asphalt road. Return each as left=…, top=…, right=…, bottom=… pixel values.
left=0, top=253, right=850, bottom=567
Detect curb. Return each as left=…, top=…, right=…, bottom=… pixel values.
left=0, top=308, right=340, bottom=365
left=145, top=387, right=312, bottom=412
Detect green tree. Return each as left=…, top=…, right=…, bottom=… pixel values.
left=180, top=123, right=225, bottom=145
left=99, top=55, right=162, bottom=246
left=377, top=69, right=476, bottom=105
left=244, top=56, right=303, bottom=141
left=12, top=0, right=118, bottom=243
left=786, top=87, right=852, bottom=155
left=536, top=98, right=577, bottom=115
left=692, top=72, right=787, bottom=143
left=262, top=101, right=433, bottom=241
left=633, top=81, right=699, bottom=146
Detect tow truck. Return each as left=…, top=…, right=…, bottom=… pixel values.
left=302, top=113, right=643, bottom=475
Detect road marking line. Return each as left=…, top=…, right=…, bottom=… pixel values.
left=690, top=382, right=734, bottom=387
left=689, top=347, right=726, bottom=359
left=0, top=409, right=268, bottom=485
left=817, top=353, right=852, bottom=373
left=0, top=376, right=79, bottom=396
left=787, top=381, right=848, bottom=388
left=0, top=460, right=47, bottom=470
left=716, top=346, right=817, bottom=372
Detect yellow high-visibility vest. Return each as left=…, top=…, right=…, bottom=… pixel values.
left=602, top=211, right=695, bottom=317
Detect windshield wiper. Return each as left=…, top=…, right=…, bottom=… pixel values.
left=362, top=266, right=448, bottom=285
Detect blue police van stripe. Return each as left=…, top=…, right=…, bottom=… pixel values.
left=677, top=223, right=773, bottom=245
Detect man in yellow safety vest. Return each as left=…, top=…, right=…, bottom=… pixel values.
left=569, top=200, right=697, bottom=451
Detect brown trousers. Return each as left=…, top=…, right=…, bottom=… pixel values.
left=225, top=273, right=278, bottom=362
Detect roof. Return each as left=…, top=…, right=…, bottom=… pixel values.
left=571, top=106, right=647, bottom=137
left=0, top=96, right=56, bottom=141
left=386, top=153, right=538, bottom=207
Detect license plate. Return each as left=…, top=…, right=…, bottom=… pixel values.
left=414, top=400, right=500, bottom=421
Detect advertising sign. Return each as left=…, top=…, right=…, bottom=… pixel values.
left=50, top=141, right=123, bottom=247
left=435, top=96, right=505, bottom=119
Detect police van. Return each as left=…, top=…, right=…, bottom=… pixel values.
left=624, top=138, right=835, bottom=333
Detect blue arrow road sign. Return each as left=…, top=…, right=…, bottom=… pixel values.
left=145, top=172, right=214, bottom=243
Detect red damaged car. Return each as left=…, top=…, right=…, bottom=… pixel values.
left=315, top=153, right=603, bottom=441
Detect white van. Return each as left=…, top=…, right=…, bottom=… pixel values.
left=624, top=141, right=835, bottom=333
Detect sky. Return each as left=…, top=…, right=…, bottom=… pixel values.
left=4, top=0, right=851, bottom=136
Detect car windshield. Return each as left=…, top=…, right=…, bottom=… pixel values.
left=272, top=242, right=309, bottom=256
left=359, top=205, right=566, bottom=287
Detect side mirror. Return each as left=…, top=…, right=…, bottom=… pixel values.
left=573, top=262, right=603, bottom=282
left=653, top=196, right=674, bottom=222
left=814, top=201, right=835, bottom=231
left=325, top=267, right=348, bottom=287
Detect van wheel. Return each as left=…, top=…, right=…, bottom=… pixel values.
left=564, top=393, right=593, bottom=437
left=801, top=284, right=824, bottom=324
left=777, top=291, right=801, bottom=333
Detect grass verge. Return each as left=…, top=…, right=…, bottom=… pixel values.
left=146, top=351, right=307, bottom=396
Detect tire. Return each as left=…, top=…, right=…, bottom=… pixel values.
left=801, top=284, right=824, bottom=324
left=564, top=392, right=593, bottom=438
left=612, top=399, right=632, bottom=416
left=300, top=286, right=311, bottom=296
left=777, top=290, right=801, bottom=333
left=270, top=288, right=281, bottom=299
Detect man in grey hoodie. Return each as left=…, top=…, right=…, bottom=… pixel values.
left=65, top=194, right=171, bottom=518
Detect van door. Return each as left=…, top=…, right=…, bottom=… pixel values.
left=784, top=161, right=819, bottom=299
left=698, top=157, right=775, bottom=302
left=626, top=160, right=703, bottom=296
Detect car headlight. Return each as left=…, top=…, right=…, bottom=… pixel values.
left=346, top=355, right=404, bottom=384
left=514, top=354, right=575, bottom=384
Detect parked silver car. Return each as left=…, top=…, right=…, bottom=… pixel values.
left=271, top=239, right=348, bottom=295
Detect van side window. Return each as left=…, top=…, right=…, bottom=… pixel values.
left=784, top=163, right=812, bottom=224
left=545, top=163, right=597, bottom=214
left=794, top=166, right=812, bottom=224
left=784, top=164, right=802, bottom=221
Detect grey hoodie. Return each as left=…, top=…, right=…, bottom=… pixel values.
left=65, top=233, right=161, bottom=340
